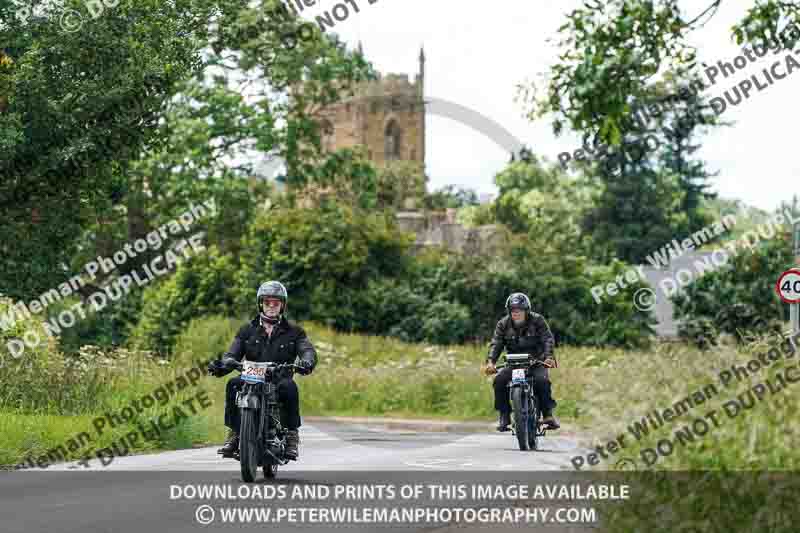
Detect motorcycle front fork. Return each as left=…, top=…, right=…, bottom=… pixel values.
left=508, top=383, right=539, bottom=426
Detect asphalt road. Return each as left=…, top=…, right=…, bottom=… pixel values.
left=2, top=422, right=594, bottom=533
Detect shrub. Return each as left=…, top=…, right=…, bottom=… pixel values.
left=54, top=291, right=145, bottom=354
left=672, top=226, right=793, bottom=346
left=0, top=296, right=110, bottom=414
left=129, top=246, right=239, bottom=355
left=236, top=203, right=414, bottom=320
left=172, top=315, right=244, bottom=366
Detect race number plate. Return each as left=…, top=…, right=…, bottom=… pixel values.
left=242, top=360, right=270, bottom=384
left=512, top=368, right=526, bottom=383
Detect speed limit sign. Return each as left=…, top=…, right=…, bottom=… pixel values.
left=776, top=269, right=800, bottom=304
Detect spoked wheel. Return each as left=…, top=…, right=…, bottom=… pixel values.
left=528, top=396, right=540, bottom=450
left=239, top=409, right=260, bottom=483
left=511, top=387, right=530, bottom=451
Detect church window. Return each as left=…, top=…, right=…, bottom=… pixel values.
left=385, top=120, right=402, bottom=161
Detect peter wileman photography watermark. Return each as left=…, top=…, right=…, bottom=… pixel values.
left=14, top=357, right=215, bottom=470
left=570, top=330, right=800, bottom=471
left=265, top=0, right=382, bottom=51
left=590, top=214, right=736, bottom=309
left=556, top=21, right=800, bottom=174
left=590, top=207, right=800, bottom=312
left=0, top=199, right=217, bottom=363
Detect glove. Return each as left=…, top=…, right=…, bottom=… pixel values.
left=297, top=360, right=313, bottom=376
left=207, top=359, right=232, bottom=378
left=481, top=360, right=496, bottom=376
left=542, top=357, right=558, bottom=369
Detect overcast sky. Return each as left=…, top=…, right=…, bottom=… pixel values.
left=290, top=0, right=798, bottom=212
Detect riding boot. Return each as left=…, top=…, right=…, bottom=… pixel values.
left=218, top=428, right=239, bottom=457
left=541, top=411, right=560, bottom=429
left=285, top=429, right=299, bottom=461
left=496, top=411, right=511, bottom=432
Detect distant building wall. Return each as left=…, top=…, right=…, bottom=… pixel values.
left=395, top=209, right=504, bottom=256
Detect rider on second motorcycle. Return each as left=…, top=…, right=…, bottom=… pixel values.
left=482, top=292, right=559, bottom=432
left=207, top=281, right=317, bottom=460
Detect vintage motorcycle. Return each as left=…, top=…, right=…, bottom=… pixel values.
left=220, top=357, right=301, bottom=482
left=496, top=354, right=548, bottom=451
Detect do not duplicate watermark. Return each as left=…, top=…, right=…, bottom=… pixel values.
left=571, top=330, right=800, bottom=471
left=13, top=357, right=215, bottom=470
left=0, top=199, right=217, bottom=365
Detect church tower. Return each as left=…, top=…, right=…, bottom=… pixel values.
left=315, top=47, right=426, bottom=172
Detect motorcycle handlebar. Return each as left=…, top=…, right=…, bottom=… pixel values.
left=494, top=358, right=547, bottom=371
left=222, top=358, right=301, bottom=372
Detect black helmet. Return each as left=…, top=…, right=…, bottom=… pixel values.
left=257, top=281, right=288, bottom=323
left=505, top=292, right=531, bottom=314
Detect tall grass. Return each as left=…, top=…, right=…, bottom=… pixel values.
left=591, top=332, right=800, bottom=533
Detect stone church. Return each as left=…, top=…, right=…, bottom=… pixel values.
left=308, top=46, right=504, bottom=256
left=314, top=45, right=426, bottom=175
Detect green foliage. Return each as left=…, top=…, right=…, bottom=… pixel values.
left=702, top=196, right=774, bottom=243
left=0, top=296, right=111, bottom=414
left=419, top=300, right=473, bottom=346
left=582, top=166, right=690, bottom=263
left=352, top=243, right=655, bottom=348
left=54, top=292, right=145, bottom=355
left=0, top=0, right=216, bottom=299
left=493, top=158, right=597, bottom=254
left=375, top=161, right=428, bottom=210
left=236, top=203, right=414, bottom=323
left=456, top=202, right=496, bottom=227
left=422, top=185, right=479, bottom=210
left=672, top=222, right=794, bottom=346
left=0, top=0, right=374, bottom=301
left=129, top=247, right=239, bottom=354
left=506, top=235, right=657, bottom=348
left=306, top=147, right=379, bottom=210
left=173, top=315, right=244, bottom=366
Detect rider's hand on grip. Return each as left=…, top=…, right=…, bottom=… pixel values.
left=481, top=360, right=496, bottom=376
left=207, top=359, right=233, bottom=377
left=297, top=360, right=313, bottom=375
left=543, top=357, right=557, bottom=368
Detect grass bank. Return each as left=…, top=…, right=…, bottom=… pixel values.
left=3, top=314, right=798, bottom=475
left=1, top=313, right=604, bottom=467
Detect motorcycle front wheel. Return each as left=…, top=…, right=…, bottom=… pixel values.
left=511, top=387, right=530, bottom=451
left=239, top=409, right=260, bottom=483
left=528, top=393, right=539, bottom=450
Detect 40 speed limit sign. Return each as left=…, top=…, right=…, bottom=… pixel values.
left=776, top=269, right=800, bottom=304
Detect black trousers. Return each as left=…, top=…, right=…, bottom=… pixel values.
left=493, top=366, right=556, bottom=415
left=224, top=375, right=301, bottom=432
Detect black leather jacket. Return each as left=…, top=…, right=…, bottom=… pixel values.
left=487, top=313, right=555, bottom=364
left=224, top=315, right=317, bottom=371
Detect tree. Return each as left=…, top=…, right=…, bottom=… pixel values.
left=372, top=161, right=428, bottom=210
left=0, top=0, right=374, bottom=300
left=581, top=164, right=688, bottom=263
left=493, top=155, right=597, bottom=256
left=0, top=0, right=223, bottom=299
left=523, top=0, right=797, bottom=147
left=235, top=203, right=414, bottom=325
left=422, top=185, right=480, bottom=210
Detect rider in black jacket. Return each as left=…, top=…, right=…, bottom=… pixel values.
left=484, top=292, right=559, bottom=432
left=207, top=281, right=317, bottom=460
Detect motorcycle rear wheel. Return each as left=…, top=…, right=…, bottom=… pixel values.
left=240, top=409, right=260, bottom=483
left=511, top=387, right=530, bottom=451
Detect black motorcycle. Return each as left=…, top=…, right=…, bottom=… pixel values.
left=221, top=357, right=301, bottom=482
left=496, top=354, right=548, bottom=451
